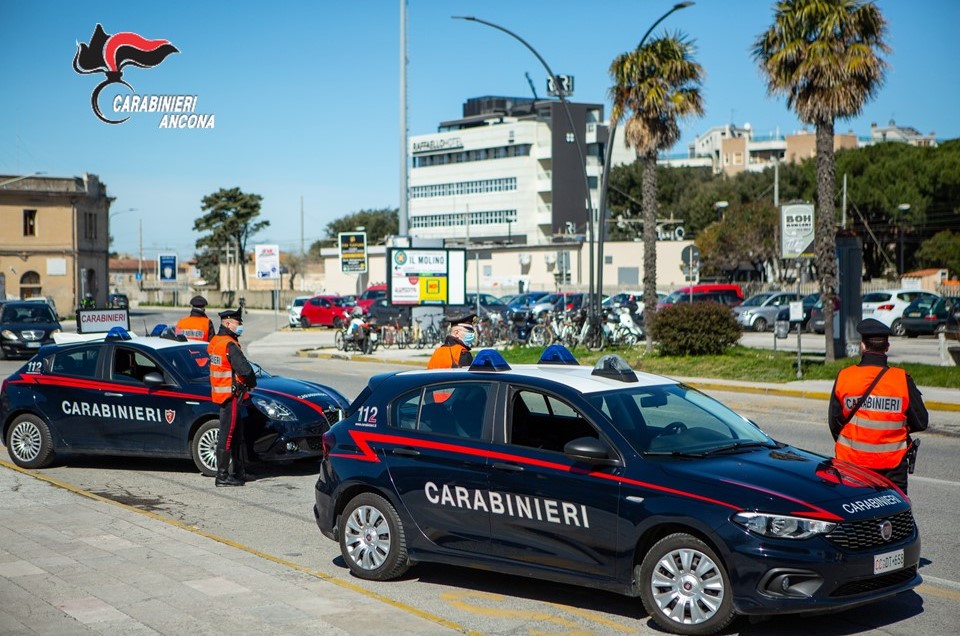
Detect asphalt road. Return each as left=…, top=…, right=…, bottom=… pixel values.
left=2, top=308, right=958, bottom=635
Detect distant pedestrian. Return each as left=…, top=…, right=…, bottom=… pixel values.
left=428, top=313, right=476, bottom=369
left=829, top=318, right=928, bottom=494
left=208, top=308, right=257, bottom=487
left=176, top=295, right=215, bottom=342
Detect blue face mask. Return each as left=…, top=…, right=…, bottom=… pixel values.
left=462, top=331, right=476, bottom=346
left=234, top=325, right=244, bottom=337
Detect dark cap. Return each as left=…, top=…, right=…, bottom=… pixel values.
left=857, top=318, right=891, bottom=338
left=449, top=312, right=478, bottom=327
left=189, top=295, right=208, bottom=308
left=218, top=308, right=243, bottom=323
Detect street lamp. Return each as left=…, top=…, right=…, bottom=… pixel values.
left=714, top=200, right=729, bottom=221
left=0, top=171, right=46, bottom=188
left=597, top=2, right=694, bottom=314
left=453, top=15, right=598, bottom=323
left=897, top=203, right=910, bottom=275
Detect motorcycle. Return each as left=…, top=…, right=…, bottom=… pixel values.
left=604, top=304, right=644, bottom=347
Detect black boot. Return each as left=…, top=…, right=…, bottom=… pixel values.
left=215, top=449, right=243, bottom=487
left=230, top=446, right=248, bottom=484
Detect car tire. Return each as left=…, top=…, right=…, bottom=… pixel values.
left=891, top=319, right=905, bottom=337
left=638, top=533, right=736, bottom=636
left=191, top=420, right=219, bottom=477
left=339, top=492, right=409, bottom=581
left=752, top=317, right=767, bottom=332
left=934, top=324, right=946, bottom=335
left=6, top=414, right=55, bottom=469
left=300, top=316, right=311, bottom=329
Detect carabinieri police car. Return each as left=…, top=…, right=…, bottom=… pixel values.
left=1, top=326, right=348, bottom=476
left=314, top=346, right=920, bottom=636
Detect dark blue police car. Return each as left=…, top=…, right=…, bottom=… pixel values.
left=1, top=326, right=349, bottom=476
left=314, top=347, right=920, bottom=636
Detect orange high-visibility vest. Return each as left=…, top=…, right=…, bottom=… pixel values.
left=834, top=365, right=910, bottom=469
left=208, top=335, right=237, bottom=404
left=176, top=315, right=211, bottom=341
left=428, top=343, right=467, bottom=369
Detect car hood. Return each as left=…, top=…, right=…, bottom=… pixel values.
left=655, top=445, right=909, bottom=521
left=0, top=320, right=62, bottom=332
left=252, top=375, right=350, bottom=412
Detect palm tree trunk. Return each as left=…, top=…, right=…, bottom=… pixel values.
left=642, top=150, right=658, bottom=354
left=815, top=120, right=838, bottom=363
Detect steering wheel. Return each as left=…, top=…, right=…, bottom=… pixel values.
left=661, top=421, right=688, bottom=436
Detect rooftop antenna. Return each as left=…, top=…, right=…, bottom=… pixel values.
left=525, top=72, right=539, bottom=101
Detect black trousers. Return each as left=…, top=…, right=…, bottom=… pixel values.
left=873, top=455, right=910, bottom=495
left=217, top=397, right=244, bottom=476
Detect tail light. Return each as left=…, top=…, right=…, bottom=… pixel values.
left=924, top=315, right=937, bottom=321
left=321, top=431, right=334, bottom=459
left=877, top=304, right=895, bottom=311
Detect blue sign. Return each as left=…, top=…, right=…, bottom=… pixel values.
left=158, top=254, right=178, bottom=282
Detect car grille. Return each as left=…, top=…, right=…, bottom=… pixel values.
left=825, top=510, right=915, bottom=551
left=21, top=330, right=44, bottom=341
left=831, top=565, right=917, bottom=597
left=324, top=408, right=343, bottom=426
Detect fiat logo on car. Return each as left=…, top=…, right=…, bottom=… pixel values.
left=879, top=520, right=894, bottom=541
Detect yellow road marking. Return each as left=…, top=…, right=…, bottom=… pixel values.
left=917, top=582, right=960, bottom=602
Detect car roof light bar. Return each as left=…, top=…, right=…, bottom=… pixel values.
left=591, top=354, right=638, bottom=383
left=469, top=349, right=512, bottom=372
left=105, top=326, right=132, bottom=341
left=538, top=344, right=580, bottom=365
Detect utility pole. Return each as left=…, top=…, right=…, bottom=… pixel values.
left=138, top=218, right=143, bottom=290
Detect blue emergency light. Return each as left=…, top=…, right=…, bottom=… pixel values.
left=468, top=349, right=512, bottom=372
left=591, top=354, right=638, bottom=383
left=105, top=326, right=132, bottom=341
left=538, top=344, right=579, bottom=366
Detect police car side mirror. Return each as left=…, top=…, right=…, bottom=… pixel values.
left=564, top=437, right=621, bottom=467
left=142, top=372, right=165, bottom=387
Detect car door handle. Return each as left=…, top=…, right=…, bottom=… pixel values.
left=104, top=392, right=124, bottom=397
left=492, top=462, right=524, bottom=472
left=392, top=447, right=421, bottom=457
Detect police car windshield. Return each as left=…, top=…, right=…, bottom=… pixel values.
left=586, top=384, right=773, bottom=455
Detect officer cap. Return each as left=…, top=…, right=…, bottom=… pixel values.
left=857, top=318, right=890, bottom=338
left=189, top=295, right=208, bottom=308
left=449, top=313, right=478, bottom=328
left=218, top=308, right=243, bottom=323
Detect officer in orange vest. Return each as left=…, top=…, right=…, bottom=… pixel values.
left=176, top=295, right=215, bottom=342
left=829, top=318, right=928, bottom=493
left=208, top=308, right=257, bottom=487
left=428, top=313, right=477, bottom=369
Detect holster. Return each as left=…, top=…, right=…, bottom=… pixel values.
left=906, top=438, right=920, bottom=474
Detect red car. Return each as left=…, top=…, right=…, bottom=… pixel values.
left=354, top=284, right=387, bottom=313
left=299, top=295, right=352, bottom=328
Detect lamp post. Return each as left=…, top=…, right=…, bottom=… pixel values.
left=596, top=2, right=694, bottom=316
left=453, top=15, right=598, bottom=323
left=897, top=203, right=910, bottom=276
left=714, top=200, right=729, bottom=221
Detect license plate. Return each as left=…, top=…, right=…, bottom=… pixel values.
left=874, top=549, right=904, bottom=574
left=905, top=312, right=920, bottom=318
left=26, top=342, right=41, bottom=348
left=863, top=308, right=874, bottom=314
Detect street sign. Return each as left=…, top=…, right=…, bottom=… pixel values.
left=339, top=232, right=368, bottom=274
left=158, top=254, right=177, bottom=282
left=255, top=244, right=280, bottom=279
left=681, top=245, right=700, bottom=269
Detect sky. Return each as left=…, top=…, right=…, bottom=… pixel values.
left=2, top=0, right=958, bottom=260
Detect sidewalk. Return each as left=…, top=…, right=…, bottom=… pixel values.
left=0, top=464, right=458, bottom=636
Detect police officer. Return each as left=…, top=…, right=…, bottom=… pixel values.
left=829, top=318, right=928, bottom=493
left=176, top=295, right=215, bottom=342
left=428, top=313, right=476, bottom=369
left=208, top=308, right=257, bottom=487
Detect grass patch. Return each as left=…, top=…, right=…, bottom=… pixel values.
left=497, top=344, right=959, bottom=388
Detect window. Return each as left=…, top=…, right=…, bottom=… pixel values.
left=23, top=210, right=37, bottom=236
left=508, top=389, right=598, bottom=453
left=392, top=383, right=490, bottom=440
left=52, top=346, right=101, bottom=378
left=111, top=347, right=162, bottom=383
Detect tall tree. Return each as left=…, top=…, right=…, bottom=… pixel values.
left=194, top=187, right=270, bottom=289
left=753, top=0, right=888, bottom=361
left=308, top=208, right=399, bottom=255
left=609, top=33, right=704, bottom=352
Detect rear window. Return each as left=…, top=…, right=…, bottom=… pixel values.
left=862, top=292, right=892, bottom=303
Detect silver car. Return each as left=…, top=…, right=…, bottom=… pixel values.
left=734, top=292, right=799, bottom=332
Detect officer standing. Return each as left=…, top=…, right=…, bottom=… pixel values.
left=176, top=295, right=215, bottom=342
left=208, top=308, right=257, bottom=487
left=428, top=313, right=476, bottom=369
left=829, top=318, right=928, bottom=493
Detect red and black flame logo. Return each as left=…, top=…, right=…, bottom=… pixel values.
left=73, top=24, right=179, bottom=124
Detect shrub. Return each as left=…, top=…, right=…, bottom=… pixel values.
left=648, top=302, right=741, bottom=356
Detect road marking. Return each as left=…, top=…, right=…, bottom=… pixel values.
left=0, top=460, right=477, bottom=635
left=441, top=591, right=590, bottom=634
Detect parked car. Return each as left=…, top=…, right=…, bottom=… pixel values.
left=299, top=295, right=352, bottom=328
left=315, top=347, right=920, bottom=636
left=355, top=284, right=387, bottom=313
left=106, top=292, right=129, bottom=309
left=861, top=288, right=940, bottom=337
left=808, top=296, right=840, bottom=334
left=774, top=292, right=820, bottom=331
left=287, top=295, right=311, bottom=328
left=900, top=296, right=960, bottom=337
left=0, top=301, right=63, bottom=359
left=367, top=298, right=411, bottom=327
left=1, top=327, right=349, bottom=475
left=658, top=284, right=744, bottom=309
left=734, top=292, right=800, bottom=332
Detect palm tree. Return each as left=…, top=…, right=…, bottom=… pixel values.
left=753, top=0, right=888, bottom=362
left=609, top=34, right=704, bottom=352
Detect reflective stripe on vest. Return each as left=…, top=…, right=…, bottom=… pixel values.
left=176, top=315, right=210, bottom=341
left=208, top=335, right=236, bottom=404
left=834, top=365, right=909, bottom=469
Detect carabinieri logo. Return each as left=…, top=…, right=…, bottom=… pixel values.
left=73, top=24, right=214, bottom=129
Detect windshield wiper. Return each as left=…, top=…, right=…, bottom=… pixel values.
left=642, top=450, right=708, bottom=458
left=700, top=441, right=776, bottom=456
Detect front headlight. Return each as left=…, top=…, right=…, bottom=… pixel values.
left=253, top=397, right=298, bottom=422
left=732, top=511, right=836, bottom=539
left=1, top=330, right=19, bottom=341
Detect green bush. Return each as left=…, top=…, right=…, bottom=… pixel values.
left=649, top=302, right=741, bottom=356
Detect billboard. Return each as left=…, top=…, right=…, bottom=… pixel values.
left=387, top=248, right=465, bottom=306
left=255, top=244, right=280, bottom=279
left=780, top=203, right=815, bottom=259
left=158, top=254, right=178, bottom=282
left=339, top=232, right=368, bottom=274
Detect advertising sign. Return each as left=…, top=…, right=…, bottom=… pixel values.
left=388, top=248, right=465, bottom=306
left=339, top=232, right=368, bottom=274
left=255, top=244, right=280, bottom=279
left=781, top=203, right=815, bottom=259
left=158, top=253, right=178, bottom=282
left=77, top=309, right=130, bottom=334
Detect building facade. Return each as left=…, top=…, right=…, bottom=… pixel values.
left=0, top=173, right=112, bottom=314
